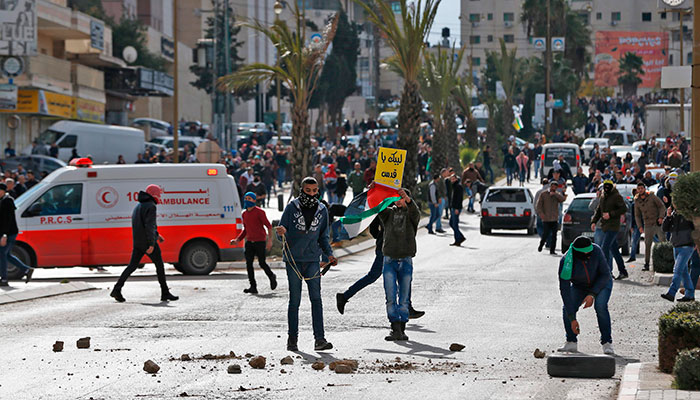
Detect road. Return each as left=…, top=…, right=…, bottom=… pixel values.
left=0, top=178, right=672, bottom=400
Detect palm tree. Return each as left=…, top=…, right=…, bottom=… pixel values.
left=490, top=39, right=519, bottom=139
left=218, top=6, right=339, bottom=195
left=419, top=45, right=465, bottom=172
left=618, top=52, right=644, bottom=97
left=452, top=63, right=478, bottom=149
left=352, top=0, right=441, bottom=193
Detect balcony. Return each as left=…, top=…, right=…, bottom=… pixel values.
left=11, top=53, right=73, bottom=95
left=72, top=64, right=104, bottom=91
left=38, top=0, right=91, bottom=40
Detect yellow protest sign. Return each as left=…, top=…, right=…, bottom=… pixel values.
left=374, top=147, right=407, bottom=189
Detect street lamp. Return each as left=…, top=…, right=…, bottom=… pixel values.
left=274, top=0, right=287, bottom=138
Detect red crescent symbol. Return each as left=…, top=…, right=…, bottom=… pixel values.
left=102, top=192, right=111, bottom=204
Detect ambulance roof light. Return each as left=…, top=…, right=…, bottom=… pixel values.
left=207, top=168, right=218, bottom=176
left=69, top=158, right=93, bottom=168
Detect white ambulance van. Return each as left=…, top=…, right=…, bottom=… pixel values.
left=5, top=161, right=243, bottom=279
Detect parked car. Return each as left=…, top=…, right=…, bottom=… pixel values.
left=540, top=143, right=581, bottom=182
left=561, top=193, right=632, bottom=255
left=480, top=186, right=536, bottom=235
left=149, top=135, right=206, bottom=151
left=610, top=146, right=643, bottom=163
left=598, top=130, right=639, bottom=146
left=580, top=138, right=610, bottom=162
left=0, top=155, right=67, bottom=176
left=514, top=137, right=534, bottom=150
left=267, top=136, right=293, bottom=147
left=131, top=118, right=171, bottom=138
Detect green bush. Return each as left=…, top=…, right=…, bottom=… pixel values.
left=460, top=146, right=480, bottom=168
left=672, top=172, right=700, bottom=220
left=673, top=347, right=700, bottom=390
left=658, top=302, right=700, bottom=373
left=652, top=241, right=675, bottom=274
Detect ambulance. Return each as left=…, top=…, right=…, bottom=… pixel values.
left=5, top=160, right=243, bottom=279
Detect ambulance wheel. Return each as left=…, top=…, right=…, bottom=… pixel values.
left=7, top=245, right=33, bottom=280
left=546, top=353, right=616, bottom=378
left=180, top=241, right=217, bottom=275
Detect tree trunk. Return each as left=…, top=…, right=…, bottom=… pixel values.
left=291, top=105, right=312, bottom=197
left=444, top=103, right=461, bottom=171
left=431, top=114, right=448, bottom=175
left=465, top=116, right=478, bottom=149
left=397, top=80, right=422, bottom=194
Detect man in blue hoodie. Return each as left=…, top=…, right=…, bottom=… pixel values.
left=276, top=177, right=336, bottom=352
left=557, top=236, right=614, bottom=355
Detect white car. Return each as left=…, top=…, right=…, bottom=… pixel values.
left=610, top=146, right=642, bottom=163
left=580, top=138, right=610, bottom=162
left=480, top=186, right=536, bottom=235
left=598, top=130, right=639, bottom=146
left=131, top=118, right=171, bottom=138
left=149, top=135, right=206, bottom=151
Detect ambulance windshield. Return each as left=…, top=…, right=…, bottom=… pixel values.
left=15, top=182, right=47, bottom=208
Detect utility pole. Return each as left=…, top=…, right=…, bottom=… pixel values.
left=212, top=0, right=218, bottom=142
left=544, top=0, right=551, bottom=138
left=274, top=1, right=284, bottom=139
left=679, top=9, right=687, bottom=135
left=173, top=0, right=179, bottom=163
left=224, top=0, right=233, bottom=151
left=693, top=0, right=700, bottom=171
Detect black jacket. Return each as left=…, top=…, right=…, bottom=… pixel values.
left=450, top=182, right=464, bottom=210
left=0, top=194, right=18, bottom=236
left=132, top=191, right=158, bottom=248
left=662, top=211, right=695, bottom=248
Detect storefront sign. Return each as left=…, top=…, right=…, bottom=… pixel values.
left=0, top=83, right=17, bottom=110
left=42, top=91, right=72, bottom=118
left=161, top=37, right=174, bottom=59
left=0, top=89, right=103, bottom=121
left=90, top=21, right=104, bottom=51
left=73, top=97, right=105, bottom=123
left=0, top=0, right=37, bottom=56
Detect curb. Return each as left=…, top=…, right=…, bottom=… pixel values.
left=617, top=362, right=642, bottom=400
left=0, top=281, right=97, bottom=305
left=653, top=273, right=672, bottom=287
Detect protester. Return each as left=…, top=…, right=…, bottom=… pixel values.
left=0, top=183, right=33, bottom=286
left=516, top=151, right=528, bottom=186
left=631, top=182, right=665, bottom=270
left=449, top=174, right=466, bottom=247
left=231, top=192, right=277, bottom=294
left=660, top=203, right=696, bottom=302
left=591, top=180, right=629, bottom=280
left=348, top=162, right=365, bottom=198
left=427, top=174, right=441, bottom=235
left=110, top=185, right=178, bottom=303
left=536, top=182, right=566, bottom=254
left=276, top=177, right=336, bottom=351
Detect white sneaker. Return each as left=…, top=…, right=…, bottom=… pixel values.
left=602, top=342, right=615, bottom=355
left=557, top=342, right=578, bottom=353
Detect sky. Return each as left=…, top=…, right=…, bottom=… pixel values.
left=427, top=0, right=462, bottom=47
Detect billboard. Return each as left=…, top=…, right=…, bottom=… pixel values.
left=594, top=31, right=668, bottom=88
left=0, top=0, right=37, bottom=56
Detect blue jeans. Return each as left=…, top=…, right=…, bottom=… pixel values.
left=286, top=262, right=325, bottom=340
left=450, top=210, right=465, bottom=242
left=630, top=228, right=641, bottom=258
left=534, top=160, right=540, bottom=179
left=667, top=246, right=696, bottom=298
left=601, top=230, right=626, bottom=274
left=484, top=164, right=494, bottom=183
left=0, top=233, right=30, bottom=281
left=465, top=186, right=475, bottom=211
left=505, top=167, right=514, bottom=185
left=593, top=227, right=604, bottom=247
left=563, top=279, right=613, bottom=344
left=344, top=246, right=383, bottom=300
left=383, top=256, right=413, bottom=323
left=277, top=168, right=285, bottom=188
left=436, top=199, right=445, bottom=230
left=427, top=202, right=440, bottom=233
left=519, top=168, right=526, bottom=184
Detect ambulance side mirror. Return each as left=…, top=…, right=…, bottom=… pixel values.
left=22, top=203, right=42, bottom=217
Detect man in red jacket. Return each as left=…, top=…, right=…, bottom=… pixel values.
left=231, top=192, right=277, bottom=294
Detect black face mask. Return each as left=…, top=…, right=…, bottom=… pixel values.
left=603, top=185, right=612, bottom=194
left=573, top=251, right=592, bottom=261
left=298, top=191, right=319, bottom=209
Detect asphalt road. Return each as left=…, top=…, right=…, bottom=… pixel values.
left=0, top=178, right=673, bottom=400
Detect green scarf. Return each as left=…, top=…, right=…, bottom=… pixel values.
left=560, top=243, right=594, bottom=280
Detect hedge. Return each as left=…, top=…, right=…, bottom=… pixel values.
left=652, top=241, right=675, bottom=274
left=672, top=172, right=700, bottom=221
left=673, top=347, right=700, bottom=390
left=658, top=302, right=700, bottom=373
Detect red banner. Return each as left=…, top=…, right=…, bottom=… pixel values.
left=594, top=31, right=668, bottom=88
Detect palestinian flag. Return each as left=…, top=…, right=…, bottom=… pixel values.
left=512, top=115, right=523, bottom=132
left=339, top=184, right=401, bottom=239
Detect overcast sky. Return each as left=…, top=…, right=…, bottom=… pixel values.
left=428, top=0, right=461, bottom=46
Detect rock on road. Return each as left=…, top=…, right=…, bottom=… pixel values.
left=0, top=179, right=671, bottom=399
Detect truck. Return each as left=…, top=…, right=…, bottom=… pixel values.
left=644, top=103, right=691, bottom=137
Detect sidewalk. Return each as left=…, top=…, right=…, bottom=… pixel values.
left=618, top=363, right=700, bottom=400
left=0, top=281, right=96, bottom=305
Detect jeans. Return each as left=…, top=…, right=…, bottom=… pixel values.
left=427, top=202, right=440, bottom=233
left=244, top=241, right=275, bottom=288
left=0, top=233, right=30, bottom=281
left=667, top=246, right=696, bottom=298
left=344, top=246, right=383, bottom=300
left=630, top=228, right=641, bottom=258
left=534, top=160, right=540, bottom=179
left=594, top=227, right=605, bottom=247
left=450, top=209, right=465, bottom=242
left=540, top=221, right=558, bottom=252
left=519, top=168, right=526, bottom=185
left=114, top=243, right=168, bottom=293
left=601, top=230, right=626, bottom=274
left=536, top=216, right=544, bottom=238
left=286, top=261, right=325, bottom=340
left=563, top=279, right=613, bottom=344
left=383, top=256, right=413, bottom=322
left=465, top=187, right=475, bottom=211
left=505, top=167, right=514, bottom=185
left=277, top=167, right=285, bottom=188
left=484, top=164, right=494, bottom=183
left=436, top=199, right=445, bottom=230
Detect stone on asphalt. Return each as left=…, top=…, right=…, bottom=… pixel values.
left=249, top=356, right=266, bottom=369
left=534, top=349, right=546, bottom=359
left=227, top=364, right=242, bottom=374
left=335, top=364, right=353, bottom=374
left=280, top=356, right=294, bottom=365
left=329, top=359, right=358, bottom=371
left=143, top=360, right=160, bottom=374
left=180, top=354, right=191, bottom=361
left=53, top=341, right=64, bottom=352
left=76, top=337, right=90, bottom=349
left=311, top=361, right=325, bottom=371
left=449, top=343, right=465, bottom=352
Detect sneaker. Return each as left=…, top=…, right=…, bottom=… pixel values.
left=626, top=257, right=636, bottom=263
left=270, top=274, right=277, bottom=291
left=602, top=342, right=615, bottom=355
left=314, top=339, right=333, bottom=351
left=243, top=287, right=258, bottom=294
left=24, top=268, right=34, bottom=284
left=96, top=266, right=107, bottom=272
left=538, top=243, right=544, bottom=252
left=336, top=293, right=347, bottom=315
left=427, top=230, right=435, bottom=235
left=661, top=293, right=675, bottom=302
left=642, top=264, right=650, bottom=271
left=436, top=229, right=446, bottom=234
left=615, top=272, right=629, bottom=280
left=557, top=341, right=578, bottom=353
left=677, top=296, right=695, bottom=302
left=455, top=238, right=465, bottom=246
left=0, top=280, right=8, bottom=287
left=287, top=336, right=298, bottom=351
left=408, top=307, right=425, bottom=320
left=110, top=289, right=125, bottom=303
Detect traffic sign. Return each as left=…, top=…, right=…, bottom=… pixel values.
left=552, top=37, right=565, bottom=52
left=533, top=37, right=546, bottom=51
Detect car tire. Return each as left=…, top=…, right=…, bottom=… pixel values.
left=6, top=245, right=33, bottom=280
left=547, top=353, right=615, bottom=378
left=527, top=226, right=536, bottom=235
left=179, top=241, right=218, bottom=275
left=480, top=221, right=491, bottom=235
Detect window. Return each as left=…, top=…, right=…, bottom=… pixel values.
left=688, top=52, right=693, bottom=65
left=469, top=13, right=480, bottom=22
left=485, top=189, right=526, bottom=203
left=611, top=12, right=621, bottom=21
left=577, top=12, right=589, bottom=25
left=503, top=12, right=514, bottom=22
left=487, top=13, right=493, bottom=21
left=470, top=35, right=480, bottom=44
left=661, top=12, right=667, bottom=20
left=487, top=35, right=493, bottom=42
left=567, top=198, right=593, bottom=212
left=29, top=184, right=83, bottom=216
left=58, top=135, right=77, bottom=148
left=504, top=34, right=514, bottom=43
left=596, top=12, right=602, bottom=20
left=642, top=12, right=651, bottom=22
left=473, top=57, right=481, bottom=66
left=391, top=1, right=400, bottom=13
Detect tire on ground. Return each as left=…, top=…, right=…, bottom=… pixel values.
left=7, top=245, right=32, bottom=280
left=480, top=221, right=490, bottom=235
left=546, top=353, right=615, bottom=378
left=179, top=241, right=218, bottom=275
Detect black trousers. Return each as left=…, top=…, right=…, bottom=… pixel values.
left=114, top=243, right=168, bottom=293
left=245, top=241, right=275, bottom=288
left=540, top=221, right=558, bottom=253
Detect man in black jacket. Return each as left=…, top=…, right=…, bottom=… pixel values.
left=111, top=185, right=178, bottom=302
left=661, top=204, right=696, bottom=302
left=0, top=183, right=33, bottom=286
left=449, top=174, right=466, bottom=246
